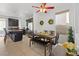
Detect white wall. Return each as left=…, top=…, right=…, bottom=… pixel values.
left=33, top=11, right=55, bottom=33
left=19, top=18, right=26, bottom=29
left=72, top=4, right=79, bottom=54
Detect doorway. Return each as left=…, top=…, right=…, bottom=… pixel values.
left=26, top=18, right=33, bottom=32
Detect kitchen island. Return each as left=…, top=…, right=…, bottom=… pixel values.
left=8, top=29, right=23, bottom=42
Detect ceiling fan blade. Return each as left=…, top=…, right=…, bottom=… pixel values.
left=46, top=7, right=54, bottom=9
left=32, top=6, right=40, bottom=8
left=36, top=10, right=40, bottom=13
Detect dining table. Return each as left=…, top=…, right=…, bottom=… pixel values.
left=36, top=32, right=56, bottom=56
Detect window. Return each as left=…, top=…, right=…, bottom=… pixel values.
left=0, top=19, right=6, bottom=31
left=66, top=12, right=69, bottom=24
left=0, top=18, right=6, bottom=36
left=55, top=10, right=69, bottom=25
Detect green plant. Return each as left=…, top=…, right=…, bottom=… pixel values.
left=68, top=27, right=74, bottom=43
left=63, top=42, right=76, bottom=56
left=48, top=19, right=54, bottom=24
left=40, top=20, right=44, bottom=25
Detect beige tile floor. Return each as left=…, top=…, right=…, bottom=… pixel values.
left=0, top=35, right=49, bottom=56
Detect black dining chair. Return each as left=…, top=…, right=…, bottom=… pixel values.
left=29, top=37, right=50, bottom=56
left=29, top=32, right=50, bottom=56
left=28, top=31, right=40, bottom=47
left=4, top=28, right=9, bottom=44
left=49, top=33, right=59, bottom=56
left=52, top=33, right=59, bottom=45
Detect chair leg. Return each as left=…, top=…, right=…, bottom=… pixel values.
left=4, top=35, right=7, bottom=44
left=49, top=44, right=52, bottom=56
left=29, top=39, right=32, bottom=47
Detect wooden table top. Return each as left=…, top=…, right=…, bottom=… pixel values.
left=36, top=32, right=56, bottom=39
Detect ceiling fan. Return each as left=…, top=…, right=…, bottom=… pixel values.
left=32, top=3, right=55, bottom=13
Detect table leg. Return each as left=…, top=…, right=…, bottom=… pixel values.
left=49, top=39, right=52, bottom=56
left=49, top=44, right=52, bottom=56
left=44, top=46, right=46, bottom=56
left=4, top=35, right=7, bottom=44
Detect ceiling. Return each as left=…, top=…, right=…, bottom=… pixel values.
left=0, top=3, right=73, bottom=19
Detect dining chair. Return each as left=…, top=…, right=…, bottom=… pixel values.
left=36, top=33, right=59, bottom=56
left=47, top=33, right=59, bottom=56
left=49, top=31, right=55, bottom=35
left=29, top=32, right=50, bottom=56
left=4, top=28, right=9, bottom=44
left=50, top=33, right=66, bottom=56
left=35, top=37, right=50, bottom=56
left=28, top=31, right=37, bottom=46
left=52, top=33, right=59, bottom=45
left=52, top=44, right=66, bottom=56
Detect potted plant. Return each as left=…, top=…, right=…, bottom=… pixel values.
left=63, top=42, right=77, bottom=56
left=68, top=27, right=74, bottom=43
